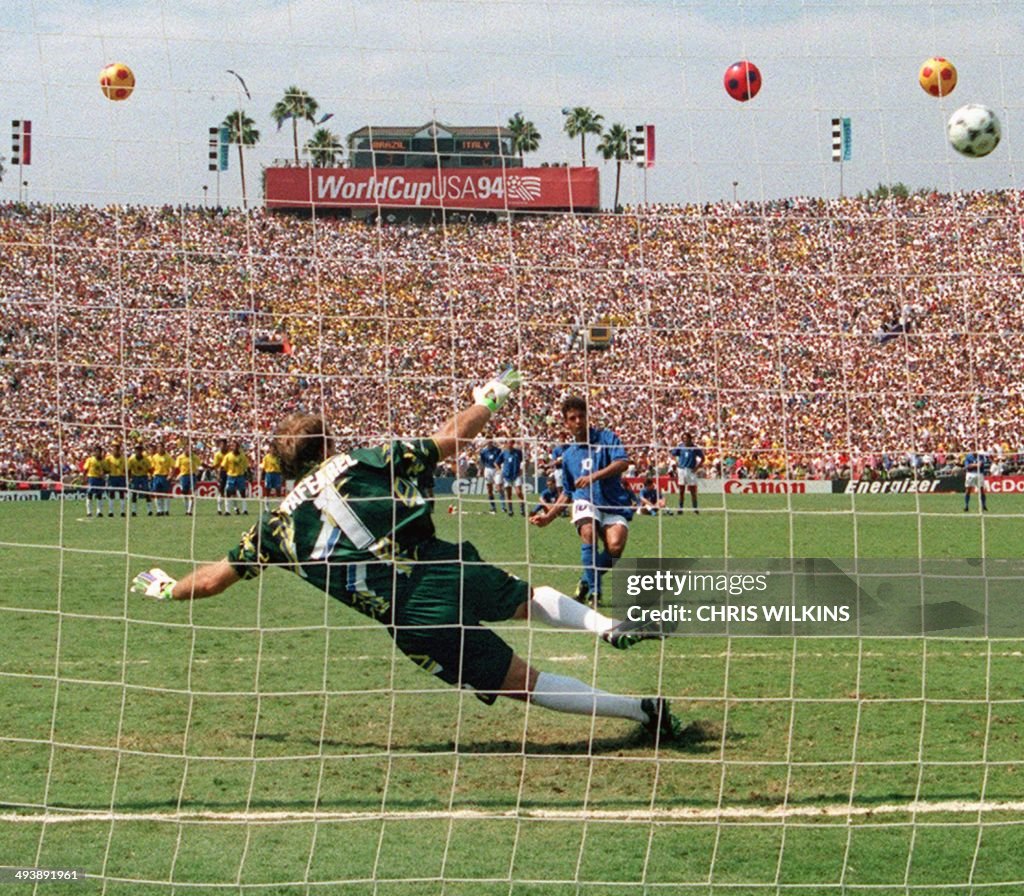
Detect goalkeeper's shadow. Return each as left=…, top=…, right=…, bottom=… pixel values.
left=313, top=722, right=728, bottom=755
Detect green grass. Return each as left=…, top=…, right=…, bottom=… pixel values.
left=1, top=493, right=1023, bottom=893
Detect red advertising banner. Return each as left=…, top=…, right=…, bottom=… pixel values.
left=265, top=165, right=600, bottom=212
left=985, top=475, right=1024, bottom=494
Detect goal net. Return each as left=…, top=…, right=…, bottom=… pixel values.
left=2, top=2, right=1022, bottom=893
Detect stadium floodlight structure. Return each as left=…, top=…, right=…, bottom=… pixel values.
left=1, top=2, right=1023, bottom=894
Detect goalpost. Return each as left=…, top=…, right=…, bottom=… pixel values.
left=1, top=2, right=1023, bottom=893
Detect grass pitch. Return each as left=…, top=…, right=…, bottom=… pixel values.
left=1, top=492, right=1023, bottom=894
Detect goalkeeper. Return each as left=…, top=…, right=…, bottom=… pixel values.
left=133, top=369, right=682, bottom=744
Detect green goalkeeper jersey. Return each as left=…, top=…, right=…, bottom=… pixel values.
left=227, top=439, right=440, bottom=621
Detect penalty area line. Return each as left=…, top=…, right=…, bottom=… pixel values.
left=4, top=800, right=1024, bottom=825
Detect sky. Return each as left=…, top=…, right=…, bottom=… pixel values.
left=1, top=0, right=1021, bottom=209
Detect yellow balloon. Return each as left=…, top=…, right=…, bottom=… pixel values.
left=918, top=57, right=957, bottom=98
left=99, top=62, right=135, bottom=101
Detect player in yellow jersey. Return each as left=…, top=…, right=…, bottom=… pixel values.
left=127, top=444, right=153, bottom=516
left=175, top=442, right=202, bottom=516
left=104, top=443, right=129, bottom=516
left=149, top=441, right=175, bottom=516
left=259, top=444, right=284, bottom=503
left=82, top=445, right=107, bottom=518
left=221, top=440, right=250, bottom=515
left=212, top=438, right=229, bottom=515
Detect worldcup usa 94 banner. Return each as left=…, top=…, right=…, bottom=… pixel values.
left=610, top=558, right=1024, bottom=638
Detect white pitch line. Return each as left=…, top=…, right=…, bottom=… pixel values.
left=4, top=800, right=1024, bottom=826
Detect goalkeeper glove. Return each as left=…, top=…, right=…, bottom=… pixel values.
left=131, top=568, right=177, bottom=601
left=473, top=366, right=522, bottom=413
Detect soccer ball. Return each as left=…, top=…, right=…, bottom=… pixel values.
left=99, top=62, right=135, bottom=101
left=723, top=60, right=762, bottom=102
left=947, top=104, right=1001, bottom=158
left=918, top=57, right=957, bottom=97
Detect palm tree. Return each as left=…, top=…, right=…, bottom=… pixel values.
left=506, top=112, right=540, bottom=161
left=597, top=123, right=631, bottom=212
left=563, top=106, right=604, bottom=166
left=272, top=86, right=319, bottom=165
left=222, top=109, right=260, bottom=210
left=305, top=128, right=344, bottom=167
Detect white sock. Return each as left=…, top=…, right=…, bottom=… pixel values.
left=530, top=585, right=615, bottom=635
left=531, top=671, right=647, bottom=722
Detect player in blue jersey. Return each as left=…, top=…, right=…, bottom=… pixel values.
left=532, top=396, right=634, bottom=605
left=499, top=440, right=526, bottom=516
left=963, top=449, right=989, bottom=512
left=531, top=475, right=562, bottom=518
left=479, top=440, right=505, bottom=514
left=669, top=433, right=704, bottom=514
left=637, top=477, right=666, bottom=515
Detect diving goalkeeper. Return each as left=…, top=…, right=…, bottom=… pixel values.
left=133, top=369, right=682, bottom=743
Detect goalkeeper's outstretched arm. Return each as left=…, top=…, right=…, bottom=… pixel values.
left=133, top=559, right=239, bottom=602
left=431, top=366, right=521, bottom=459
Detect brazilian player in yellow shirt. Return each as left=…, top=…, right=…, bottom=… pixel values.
left=82, top=446, right=107, bottom=518
left=221, top=441, right=250, bottom=515
left=149, top=442, right=175, bottom=516
left=104, top=443, right=129, bottom=516
left=212, top=438, right=229, bottom=515
left=175, top=443, right=202, bottom=516
left=127, top=445, right=153, bottom=516
left=260, top=445, right=284, bottom=501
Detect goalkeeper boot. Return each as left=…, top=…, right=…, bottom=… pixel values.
left=640, top=697, right=682, bottom=743
left=602, top=613, right=677, bottom=650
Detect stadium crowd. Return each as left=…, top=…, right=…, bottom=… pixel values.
left=1, top=189, right=1022, bottom=487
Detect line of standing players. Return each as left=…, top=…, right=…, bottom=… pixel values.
left=80, top=439, right=285, bottom=518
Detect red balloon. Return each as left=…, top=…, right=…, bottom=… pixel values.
left=724, top=60, right=762, bottom=102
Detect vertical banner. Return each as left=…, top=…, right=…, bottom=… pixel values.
left=832, top=117, right=852, bottom=162
left=218, top=125, right=230, bottom=171
left=631, top=124, right=656, bottom=168
left=11, top=120, right=31, bottom=166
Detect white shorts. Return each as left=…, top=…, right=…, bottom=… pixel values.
left=553, top=469, right=563, bottom=488
left=571, top=499, right=630, bottom=530
left=483, top=466, right=499, bottom=485
left=965, top=472, right=985, bottom=490
left=504, top=475, right=522, bottom=489
left=677, top=468, right=699, bottom=487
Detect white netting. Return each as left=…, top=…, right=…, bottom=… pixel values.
left=1, top=1, right=1023, bottom=893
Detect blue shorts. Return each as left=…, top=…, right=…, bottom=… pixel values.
left=130, top=476, right=150, bottom=494
left=263, top=472, right=283, bottom=491
left=107, top=476, right=126, bottom=495
left=87, top=477, right=106, bottom=498
left=226, top=475, right=247, bottom=495
left=178, top=474, right=195, bottom=494
left=151, top=475, right=171, bottom=495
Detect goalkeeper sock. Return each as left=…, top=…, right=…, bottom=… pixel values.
left=531, top=671, right=647, bottom=722
left=530, top=586, right=614, bottom=634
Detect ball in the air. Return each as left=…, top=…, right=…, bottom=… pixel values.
left=724, top=60, right=762, bottom=102
left=947, top=104, right=1001, bottom=158
left=919, top=57, right=957, bottom=97
left=100, top=62, right=135, bottom=101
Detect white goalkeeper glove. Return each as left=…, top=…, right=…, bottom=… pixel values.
left=473, top=366, right=522, bottom=413
left=131, top=568, right=177, bottom=601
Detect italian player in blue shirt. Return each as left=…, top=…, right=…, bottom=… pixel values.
left=963, top=450, right=989, bottom=512
left=669, top=433, right=704, bottom=513
left=531, top=396, right=634, bottom=605
left=499, top=440, right=526, bottom=517
left=479, top=440, right=505, bottom=514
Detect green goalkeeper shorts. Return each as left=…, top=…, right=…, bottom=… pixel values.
left=392, top=538, right=530, bottom=701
